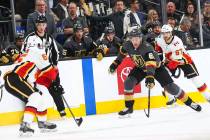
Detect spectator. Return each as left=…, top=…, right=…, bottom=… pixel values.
left=167, top=16, right=177, bottom=29
left=203, top=17, right=210, bottom=47
left=166, top=1, right=182, bottom=23
left=185, top=2, right=197, bottom=24
left=202, top=1, right=210, bottom=23
left=52, top=0, right=69, bottom=23
left=96, top=26, right=122, bottom=55
left=143, top=9, right=159, bottom=34
left=174, top=17, right=198, bottom=49
left=63, top=23, right=94, bottom=57
left=123, top=0, right=145, bottom=35
left=63, top=2, right=88, bottom=39
left=83, top=0, right=130, bottom=39
left=26, top=0, right=57, bottom=37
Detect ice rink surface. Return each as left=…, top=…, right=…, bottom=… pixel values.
left=1, top=104, right=210, bottom=140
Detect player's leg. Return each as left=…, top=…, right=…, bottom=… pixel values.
left=35, top=84, right=57, bottom=132
left=119, top=67, right=146, bottom=116
left=180, top=63, right=210, bottom=102
left=4, top=72, right=37, bottom=135
left=155, top=66, right=201, bottom=111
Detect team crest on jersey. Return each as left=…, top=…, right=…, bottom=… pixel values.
left=131, top=54, right=145, bottom=68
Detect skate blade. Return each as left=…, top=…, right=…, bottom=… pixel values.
left=19, top=131, right=33, bottom=137
left=118, top=114, right=131, bottom=119
left=40, top=128, right=57, bottom=133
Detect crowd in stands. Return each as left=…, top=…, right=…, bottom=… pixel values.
left=0, top=0, right=210, bottom=65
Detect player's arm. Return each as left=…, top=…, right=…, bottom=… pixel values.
left=108, top=46, right=127, bottom=73
left=144, top=51, right=161, bottom=89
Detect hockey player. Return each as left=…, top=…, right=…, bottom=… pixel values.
left=3, top=42, right=57, bottom=136
left=156, top=24, right=210, bottom=104
left=22, top=15, right=67, bottom=117
left=108, top=28, right=201, bottom=116
left=96, top=26, right=122, bottom=55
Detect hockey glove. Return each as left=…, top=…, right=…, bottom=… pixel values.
left=94, top=48, right=104, bottom=61
left=108, top=63, right=118, bottom=74
left=145, top=75, right=155, bottom=89
left=166, top=60, right=180, bottom=70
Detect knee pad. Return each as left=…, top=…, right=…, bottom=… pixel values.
left=124, top=76, right=138, bottom=93
left=26, top=92, right=42, bottom=109
left=164, top=83, right=182, bottom=96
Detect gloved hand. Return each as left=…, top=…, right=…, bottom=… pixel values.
left=94, top=48, right=104, bottom=61
left=108, top=63, right=118, bottom=74
left=145, top=76, right=155, bottom=89
left=167, top=60, right=180, bottom=70
left=0, top=56, right=9, bottom=64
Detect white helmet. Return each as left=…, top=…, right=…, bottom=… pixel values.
left=161, top=24, right=173, bottom=33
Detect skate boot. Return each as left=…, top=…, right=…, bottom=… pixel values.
left=184, top=98, right=202, bottom=112
left=189, top=102, right=202, bottom=112
left=19, top=122, right=34, bottom=136
left=118, top=100, right=134, bottom=117
left=166, top=97, right=177, bottom=105
left=38, top=121, right=57, bottom=132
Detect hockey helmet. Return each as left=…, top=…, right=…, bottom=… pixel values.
left=73, top=23, right=83, bottom=32
left=161, top=24, right=173, bottom=33
left=15, top=33, right=24, bottom=40
left=152, top=20, right=162, bottom=28
left=35, top=15, right=47, bottom=24
left=104, top=26, right=115, bottom=34
left=128, top=28, right=143, bottom=38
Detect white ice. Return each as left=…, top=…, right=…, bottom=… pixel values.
left=1, top=104, right=210, bottom=140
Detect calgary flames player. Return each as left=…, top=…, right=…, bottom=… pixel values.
left=156, top=24, right=210, bottom=105
left=22, top=16, right=67, bottom=117
left=3, top=40, right=57, bottom=136
left=108, top=28, right=201, bottom=117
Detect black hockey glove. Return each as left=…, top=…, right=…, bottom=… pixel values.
left=145, top=75, right=155, bottom=89
left=108, top=62, right=118, bottom=74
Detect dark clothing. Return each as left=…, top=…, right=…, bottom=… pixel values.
left=88, top=11, right=126, bottom=39
left=63, top=35, right=95, bottom=57
left=52, top=4, right=67, bottom=22
left=179, top=62, right=199, bottom=79
left=203, top=24, right=210, bottom=47
left=129, top=65, right=174, bottom=87
left=63, top=16, right=88, bottom=37
left=96, top=36, right=122, bottom=55
left=113, top=40, right=174, bottom=89
left=114, top=40, right=161, bottom=76
left=167, top=12, right=182, bottom=23
left=4, top=72, right=36, bottom=103
left=173, top=29, right=197, bottom=49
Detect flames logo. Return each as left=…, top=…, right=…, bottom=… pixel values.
left=120, top=67, right=133, bottom=82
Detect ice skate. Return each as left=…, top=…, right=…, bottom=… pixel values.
left=38, top=121, right=57, bottom=133
left=19, top=122, right=34, bottom=137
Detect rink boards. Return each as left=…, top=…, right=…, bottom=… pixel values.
left=0, top=49, right=210, bottom=126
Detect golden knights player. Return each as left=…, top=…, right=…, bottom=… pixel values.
left=63, top=23, right=96, bottom=57
left=96, top=26, right=122, bottom=55
left=108, top=28, right=202, bottom=116
left=0, top=33, right=24, bottom=64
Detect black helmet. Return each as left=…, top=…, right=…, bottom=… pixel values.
left=35, top=15, right=47, bottom=24
left=128, top=28, right=143, bottom=37
left=73, top=23, right=83, bottom=32
left=152, top=20, right=161, bottom=28
left=104, top=26, right=115, bottom=34
left=15, top=33, right=24, bottom=40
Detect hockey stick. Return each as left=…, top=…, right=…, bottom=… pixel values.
left=144, top=88, right=151, bottom=118
left=0, top=70, right=3, bottom=102
left=62, top=95, right=83, bottom=127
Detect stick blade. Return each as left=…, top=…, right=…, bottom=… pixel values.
left=76, top=117, right=83, bottom=127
